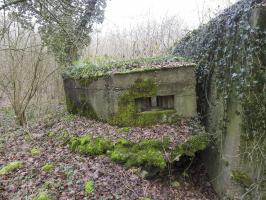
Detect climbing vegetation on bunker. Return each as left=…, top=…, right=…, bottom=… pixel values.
left=62, top=55, right=187, bottom=80
left=108, top=79, right=181, bottom=126
left=65, top=94, right=98, bottom=119
left=174, top=0, right=266, bottom=195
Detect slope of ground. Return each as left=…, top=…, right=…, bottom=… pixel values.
left=0, top=107, right=218, bottom=200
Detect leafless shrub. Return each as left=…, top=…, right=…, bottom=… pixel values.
left=86, top=14, right=187, bottom=58
left=0, top=19, right=61, bottom=126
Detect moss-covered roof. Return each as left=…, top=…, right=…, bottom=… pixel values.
left=111, top=61, right=195, bottom=75
left=63, top=55, right=195, bottom=79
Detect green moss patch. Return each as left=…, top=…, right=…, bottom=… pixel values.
left=0, top=161, right=23, bottom=175
left=172, top=134, right=210, bottom=160
left=108, top=79, right=178, bottom=127
left=136, top=109, right=177, bottom=126
left=116, top=127, right=131, bottom=133
left=68, top=134, right=209, bottom=176
left=231, top=169, right=253, bottom=188
left=108, top=79, right=157, bottom=126
left=110, top=138, right=169, bottom=172
left=84, top=180, right=94, bottom=194
left=31, top=147, right=40, bottom=156
left=63, top=55, right=188, bottom=80
left=42, top=164, right=54, bottom=173
left=37, top=193, right=52, bottom=200
left=65, top=95, right=98, bottom=119
left=69, top=135, right=113, bottom=156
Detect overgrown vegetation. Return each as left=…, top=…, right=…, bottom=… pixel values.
left=174, top=0, right=266, bottom=197
left=108, top=78, right=180, bottom=126
left=62, top=55, right=188, bottom=80
left=172, top=134, right=210, bottom=159
left=65, top=94, right=98, bottom=120
left=0, top=0, right=107, bottom=66
left=231, top=169, right=253, bottom=188
left=69, top=135, right=113, bottom=156
left=0, top=107, right=217, bottom=199
left=68, top=133, right=210, bottom=177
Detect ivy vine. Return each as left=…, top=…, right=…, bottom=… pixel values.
left=174, top=0, right=266, bottom=197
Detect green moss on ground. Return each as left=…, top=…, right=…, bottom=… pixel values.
left=0, top=161, right=23, bottom=175
left=110, top=138, right=169, bottom=171
left=231, top=169, right=253, bottom=188
left=171, top=134, right=209, bottom=160
left=37, top=193, right=51, bottom=200
left=31, top=147, right=40, bottom=156
left=116, top=127, right=131, bottom=133
left=84, top=180, right=94, bottom=194
left=69, top=135, right=113, bottom=156
left=42, top=164, right=54, bottom=173
left=68, top=134, right=209, bottom=176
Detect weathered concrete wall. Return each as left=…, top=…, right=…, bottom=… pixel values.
left=203, top=76, right=244, bottom=198
left=202, top=5, right=266, bottom=199
left=173, top=1, right=266, bottom=199
left=64, top=66, right=197, bottom=125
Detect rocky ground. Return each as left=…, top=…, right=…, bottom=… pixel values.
left=0, top=107, right=218, bottom=200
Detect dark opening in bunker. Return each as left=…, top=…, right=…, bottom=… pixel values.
left=135, top=95, right=175, bottom=112
left=135, top=97, right=152, bottom=112
left=157, top=95, right=174, bottom=109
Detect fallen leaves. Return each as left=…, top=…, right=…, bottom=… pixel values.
left=0, top=113, right=218, bottom=199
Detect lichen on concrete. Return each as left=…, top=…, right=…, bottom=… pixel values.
left=65, top=94, right=98, bottom=120
left=108, top=79, right=179, bottom=126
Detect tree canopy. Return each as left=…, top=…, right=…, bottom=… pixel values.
left=0, top=0, right=107, bottom=65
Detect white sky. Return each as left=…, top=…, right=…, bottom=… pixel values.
left=101, top=0, right=238, bottom=31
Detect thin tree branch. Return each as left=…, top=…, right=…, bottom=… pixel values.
left=0, top=0, right=26, bottom=10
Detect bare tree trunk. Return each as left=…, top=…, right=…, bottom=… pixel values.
left=15, top=110, right=26, bottom=126
left=0, top=18, right=59, bottom=126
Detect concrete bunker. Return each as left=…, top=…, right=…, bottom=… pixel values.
left=135, top=95, right=175, bottom=113
left=173, top=0, right=266, bottom=199
left=63, top=59, right=197, bottom=126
